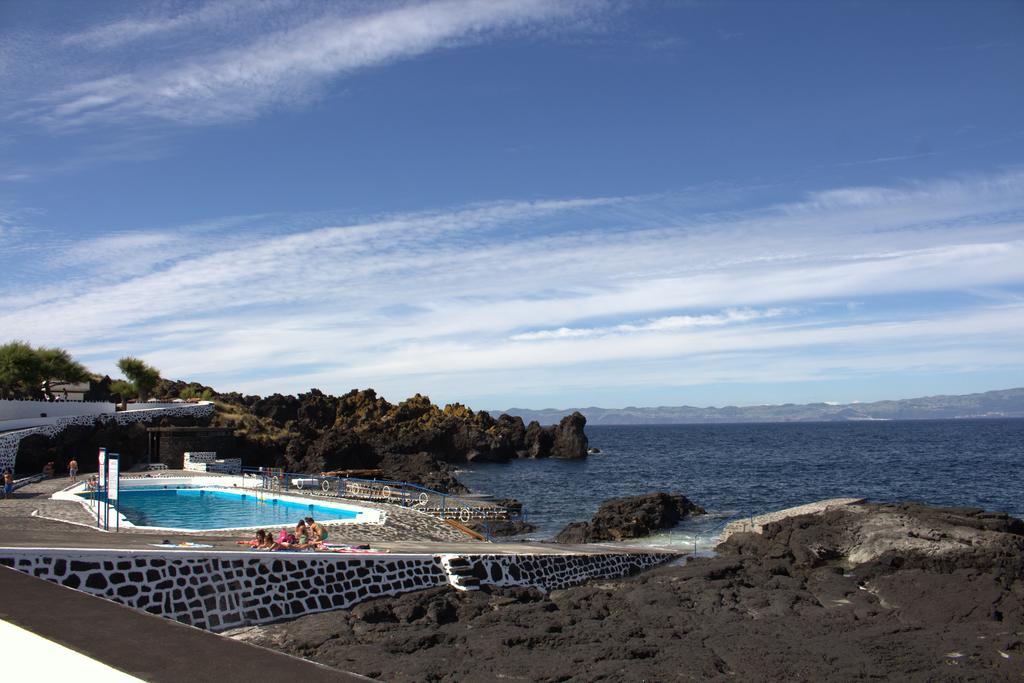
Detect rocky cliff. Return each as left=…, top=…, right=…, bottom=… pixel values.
left=17, top=383, right=589, bottom=494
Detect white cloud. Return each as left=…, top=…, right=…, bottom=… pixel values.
left=23, top=0, right=601, bottom=128
left=510, top=308, right=791, bottom=341
left=61, top=0, right=293, bottom=49
left=3, top=170, right=1024, bottom=402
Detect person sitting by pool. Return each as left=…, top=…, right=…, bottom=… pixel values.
left=293, top=519, right=319, bottom=548
left=271, top=526, right=304, bottom=549
left=236, top=529, right=271, bottom=548
left=305, top=517, right=328, bottom=543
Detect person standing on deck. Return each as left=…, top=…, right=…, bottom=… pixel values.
left=68, top=458, right=78, bottom=481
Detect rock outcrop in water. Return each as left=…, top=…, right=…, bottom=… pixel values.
left=554, top=492, right=706, bottom=543
left=234, top=501, right=1024, bottom=681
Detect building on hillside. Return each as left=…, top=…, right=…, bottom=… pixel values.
left=47, top=377, right=113, bottom=402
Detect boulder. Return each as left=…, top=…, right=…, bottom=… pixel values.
left=550, top=411, right=588, bottom=459
left=523, top=421, right=553, bottom=458
left=554, top=492, right=706, bottom=543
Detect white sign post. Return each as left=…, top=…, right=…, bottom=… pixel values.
left=107, top=453, right=120, bottom=532
left=97, top=447, right=107, bottom=528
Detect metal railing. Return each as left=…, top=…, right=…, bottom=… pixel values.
left=240, top=467, right=527, bottom=530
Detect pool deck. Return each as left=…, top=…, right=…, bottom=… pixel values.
left=0, top=473, right=675, bottom=556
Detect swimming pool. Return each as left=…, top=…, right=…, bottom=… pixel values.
left=83, top=487, right=372, bottom=530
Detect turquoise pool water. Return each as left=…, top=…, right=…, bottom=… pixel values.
left=94, top=488, right=359, bottom=530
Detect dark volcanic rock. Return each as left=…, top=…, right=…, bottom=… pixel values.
left=296, top=389, right=338, bottom=431
left=555, top=492, right=707, bottom=543
left=550, top=411, right=588, bottom=459
left=377, top=452, right=467, bottom=494
left=522, top=420, right=553, bottom=458
left=250, top=393, right=300, bottom=424
left=292, top=427, right=377, bottom=473
left=236, top=502, right=1024, bottom=682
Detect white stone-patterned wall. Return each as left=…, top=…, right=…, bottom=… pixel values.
left=184, top=452, right=241, bottom=474
left=0, top=548, right=678, bottom=632
left=462, top=552, right=675, bottom=591
left=0, top=402, right=215, bottom=473
left=0, top=549, right=448, bottom=631
left=184, top=451, right=218, bottom=463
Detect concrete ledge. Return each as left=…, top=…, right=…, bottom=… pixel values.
left=718, top=498, right=865, bottom=545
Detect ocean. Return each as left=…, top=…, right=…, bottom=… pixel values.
left=457, top=419, right=1024, bottom=550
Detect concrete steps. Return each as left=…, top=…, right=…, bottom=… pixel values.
left=439, top=554, right=481, bottom=591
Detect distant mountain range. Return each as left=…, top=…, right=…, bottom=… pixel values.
left=490, top=388, right=1024, bottom=426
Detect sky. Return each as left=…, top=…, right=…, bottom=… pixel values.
left=1, top=0, right=1023, bottom=411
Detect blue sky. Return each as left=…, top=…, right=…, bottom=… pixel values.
left=1, top=0, right=1023, bottom=410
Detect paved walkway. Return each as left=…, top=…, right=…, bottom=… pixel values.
left=0, top=566, right=362, bottom=681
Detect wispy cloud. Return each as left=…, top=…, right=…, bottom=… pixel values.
left=61, top=0, right=293, bottom=49
left=13, top=0, right=602, bottom=128
left=2, top=170, right=1024, bottom=403
left=511, top=308, right=790, bottom=340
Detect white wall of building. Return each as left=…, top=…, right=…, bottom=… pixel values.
left=0, top=399, right=114, bottom=422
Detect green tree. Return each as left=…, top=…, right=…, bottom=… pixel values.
left=116, top=357, right=160, bottom=402
left=0, top=341, right=44, bottom=399
left=36, top=347, right=90, bottom=400
left=179, top=386, right=214, bottom=401
left=109, top=379, right=136, bottom=403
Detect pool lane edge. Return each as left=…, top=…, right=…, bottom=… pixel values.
left=53, top=476, right=385, bottom=531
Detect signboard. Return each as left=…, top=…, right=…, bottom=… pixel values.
left=108, top=454, right=119, bottom=501
left=107, top=453, right=120, bottom=532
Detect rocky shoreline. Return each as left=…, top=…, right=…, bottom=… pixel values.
left=234, top=501, right=1024, bottom=680
left=14, top=385, right=590, bottom=496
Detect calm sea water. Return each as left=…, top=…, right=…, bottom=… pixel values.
left=457, top=419, right=1024, bottom=549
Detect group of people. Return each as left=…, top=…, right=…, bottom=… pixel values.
left=236, top=517, right=330, bottom=551
left=39, top=458, right=77, bottom=480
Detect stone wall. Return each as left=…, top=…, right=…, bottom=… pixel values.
left=183, top=451, right=241, bottom=474
left=461, top=552, right=674, bottom=591
left=0, top=402, right=215, bottom=473
left=0, top=548, right=678, bottom=632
